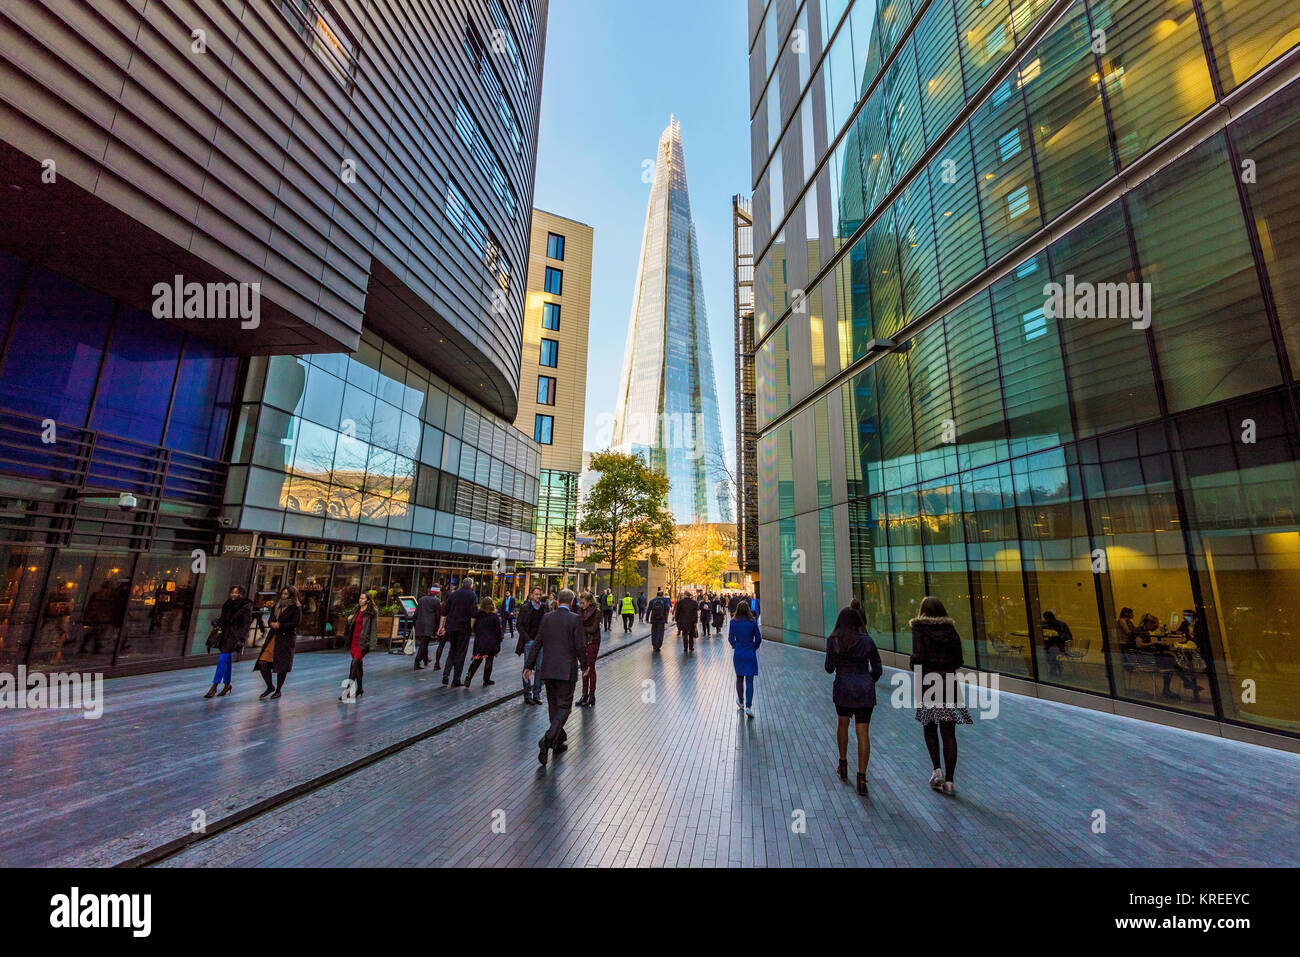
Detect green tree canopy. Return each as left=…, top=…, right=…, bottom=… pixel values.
left=580, top=450, right=675, bottom=588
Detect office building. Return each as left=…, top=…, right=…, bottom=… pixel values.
left=0, top=0, right=548, bottom=674
left=749, top=0, right=1300, bottom=748
left=733, top=195, right=759, bottom=577
left=513, top=209, right=593, bottom=594
left=613, top=118, right=732, bottom=525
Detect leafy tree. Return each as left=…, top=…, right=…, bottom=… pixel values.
left=580, top=451, right=675, bottom=592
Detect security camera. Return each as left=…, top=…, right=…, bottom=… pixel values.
left=117, top=492, right=138, bottom=511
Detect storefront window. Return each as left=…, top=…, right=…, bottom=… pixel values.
left=117, top=554, right=197, bottom=663
left=28, top=551, right=131, bottom=670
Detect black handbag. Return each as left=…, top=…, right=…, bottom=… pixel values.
left=205, top=621, right=223, bottom=651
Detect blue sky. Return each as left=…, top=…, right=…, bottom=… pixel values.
left=532, top=0, right=751, bottom=456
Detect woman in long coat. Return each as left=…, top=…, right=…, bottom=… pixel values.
left=464, top=596, right=503, bottom=687
left=577, top=591, right=602, bottom=707
left=825, top=607, right=883, bottom=796
left=728, top=602, right=762, bottom=718
left=255, top=586, right=300, bottom=700
left=340, top=591, right=378, bottom=700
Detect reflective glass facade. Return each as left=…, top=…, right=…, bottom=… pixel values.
left=750, top=0, right=1300, bottom=742
left=228, top=329, right=540, bottom=562
left=0, top=251, right=239, bottom=673
left=614, top=119, right=733, bottom=525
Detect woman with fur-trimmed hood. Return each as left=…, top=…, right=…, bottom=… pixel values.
left=909, top=597, right=972, bottom=796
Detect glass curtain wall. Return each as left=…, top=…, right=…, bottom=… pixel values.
left=752, top=0, right=1300, bottom=738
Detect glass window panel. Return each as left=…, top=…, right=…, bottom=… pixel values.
left=885, top=489, right=926, bottom=653
left=956, top=0, right=1014, bottom=91
left=1085, top=441, right=1207, bottom=705
left=992, top=255, right=1074, bottom=455
left=1201, top=0, right=1300, bottom=92
left=916, top=0, right=966, bottom=143
left=1088, top=0, right=1215, bottom=167
left=1127, top=135, right=1278, bottom=412
left=971, top=73, right=1042, bottom=260
left=961, top=463, right=1033, bottom=675
left=928, top=127, right=987, bottom=293
left=1231, top=80, right=1300, bottom=378
left=1049, top=202, right=1160, bottom=435
left=884, top=40, right=926, bottom=176
left=1013, top=450, right=1109, bottom=691
left=0, top=267, right=113, bottom=425
left=945, top=292, right=1010, bottom=470
left=1023, top=2, right=1115, bottom=219
left=896, top=178, right=940, bottom=323
left=91, top=310, right=183, bottom=444
left=166, top=338, right=238, bottom=458
left=908, top=322, right=959, bottom=482
left=866, top=206, right=904, bottom=339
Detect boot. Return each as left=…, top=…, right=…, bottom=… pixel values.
left=203, top=684, right=218, bottom=699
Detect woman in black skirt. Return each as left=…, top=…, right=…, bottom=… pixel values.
left=824, top=607, right=883, bottom=796
left=909, top=596, right=971, bottom=795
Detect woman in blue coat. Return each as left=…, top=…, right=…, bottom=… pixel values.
left=728, top=601, right=762, bottom=718
left=825, top=607, right=884, bottom=796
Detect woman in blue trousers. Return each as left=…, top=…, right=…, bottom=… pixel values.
left=204, top=586, right=253, bottom=698
left=728, top=601, right=762, bottom=718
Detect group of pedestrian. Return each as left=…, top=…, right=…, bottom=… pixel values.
left=201, top=575, right=968, bottom=802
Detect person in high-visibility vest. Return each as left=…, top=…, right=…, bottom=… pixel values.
left=601, top=590, right=615, bottom=633
left=619, top=594, right=636, bottom=634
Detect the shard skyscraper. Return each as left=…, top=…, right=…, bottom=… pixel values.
left=613, top=118, right=732, bottom=525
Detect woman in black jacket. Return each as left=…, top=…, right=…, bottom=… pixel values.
left=255, top=586, right=300, bottom=700
left=909, top=596, right=972, bottom=795
left=824, top=607, right=883, bottom=796
left=464, top=596, right=503, bottom=687
left=340, top=592, right=377, bottom=700
left=204, top=586, right=253, bottom=698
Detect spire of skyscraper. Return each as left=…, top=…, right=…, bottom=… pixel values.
left=613, top=119, right=731, bottom=526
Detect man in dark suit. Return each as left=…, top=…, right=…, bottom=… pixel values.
left=412, top=586, right=442, bottom=670
left=524, top=588, right=587, bottom=766
left=674, top=591, right=699, bottom=654
left=440, top=577, right=478, bottom=687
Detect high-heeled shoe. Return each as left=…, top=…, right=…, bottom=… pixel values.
left=856, top=773, right=868, bottom=796
left=836, top=759, right=848, bottom=782
left=203, top=685, right=218, bottom=699
left=217, top=684, right=232, bottom=697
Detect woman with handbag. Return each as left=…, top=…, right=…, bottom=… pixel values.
left=203, top=586, right=253, bottom=699
left=910, top=597, right=971, bottom=795
left=577, top=591, right=602, bottom=707
left=341, top=592, right=378, bottom=700
left=256, top=586, right=300, bottom=700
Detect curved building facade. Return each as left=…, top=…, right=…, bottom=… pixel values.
left=749, top=0, right=1300, bottom=748
left=0, top=0, right=549, bottom=676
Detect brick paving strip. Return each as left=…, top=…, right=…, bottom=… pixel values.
left=160, top=630, right=1300, bottom=868
left=0, top=619, right=664, bottom=867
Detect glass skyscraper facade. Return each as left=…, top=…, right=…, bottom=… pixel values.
left=614, top=119, right=732, bottom=526
left=750, top=0, right=1300, bottom=746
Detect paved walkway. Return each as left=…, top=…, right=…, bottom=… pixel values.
left=159, top=629, right=1300, bottom=868
left=0, top=619, right=655, bottom=866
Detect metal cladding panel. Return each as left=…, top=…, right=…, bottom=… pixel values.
left=0, top=0, right=548, bottom=421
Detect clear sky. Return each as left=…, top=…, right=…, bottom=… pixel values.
left=532, top=0, right=751, bottom=459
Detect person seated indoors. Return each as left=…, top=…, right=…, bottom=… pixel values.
left=1135, top=613, right=1182, bottom=699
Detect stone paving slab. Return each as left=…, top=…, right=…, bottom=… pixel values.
left=0, top=619, right=655, bottom=867
left=162, top=630, right=1300, bottom=867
